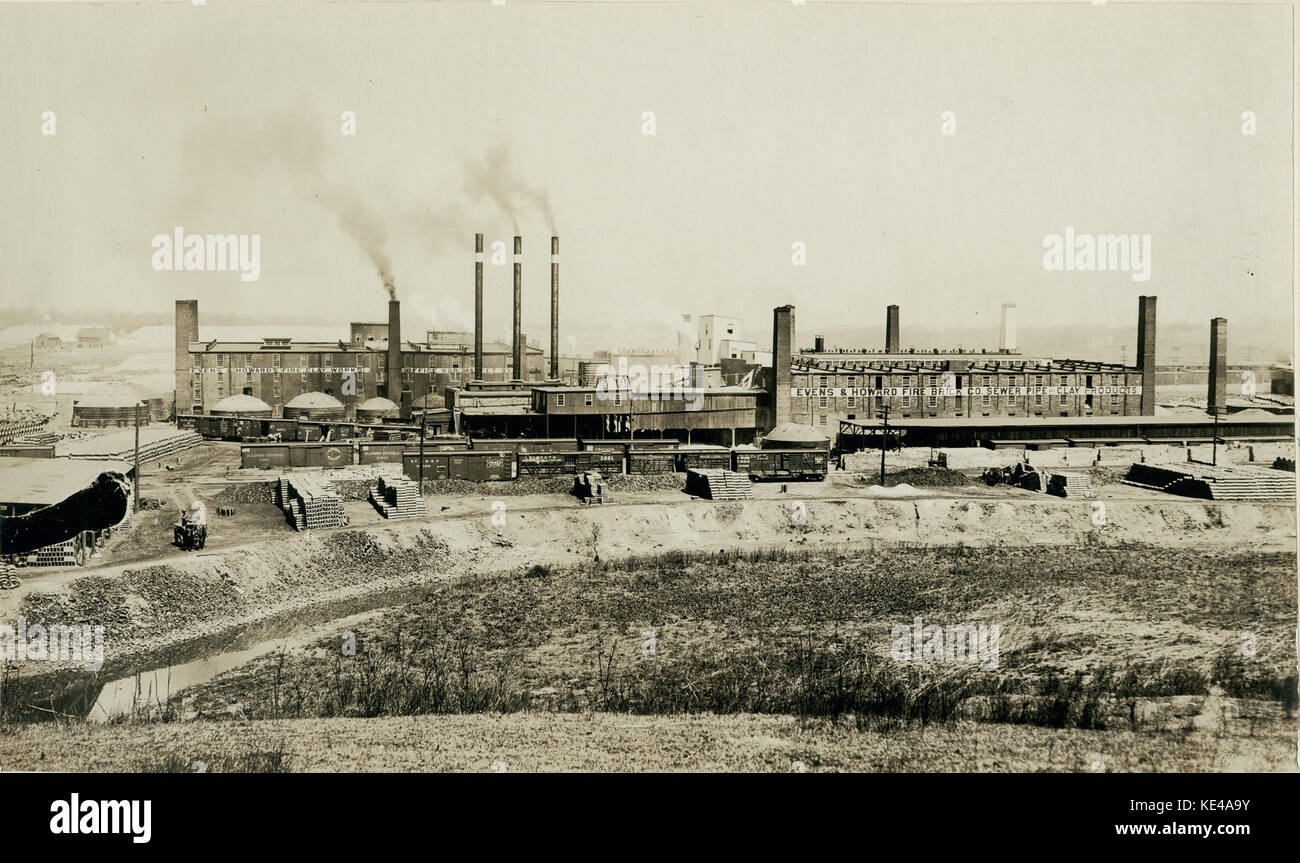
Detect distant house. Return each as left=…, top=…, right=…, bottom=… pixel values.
left=33, top=333, right=63, bottom=351
left=75, top=327, right=110, bottom=349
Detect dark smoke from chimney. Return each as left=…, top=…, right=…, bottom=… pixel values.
left=463, top=143, right=556, bottom=233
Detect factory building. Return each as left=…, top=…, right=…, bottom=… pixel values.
left=177, top=300, right=545, bottom=418
left=771, top=297, right=1157, bottom=434
left=177, top=234, right=563, bottom=419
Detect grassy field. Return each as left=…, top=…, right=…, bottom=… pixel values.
left=149, top=545, right=1296, bottom=761
left=5, top=533, right=1294, bottom=771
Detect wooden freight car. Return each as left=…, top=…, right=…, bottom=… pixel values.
left=402, top=450, right=513, bottom=482
left=627, top=450, right=678, bottom=474
left=732, top=449, right=828, bottom=481
left=677, top=449, right=731, bottom=471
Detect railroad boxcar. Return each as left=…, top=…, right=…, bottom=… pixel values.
left=627, top=451, right=678, bottom=474
left=733, top=448, right=828, bottom=481
left=403, top=451, right=512, bottom=482
left=677, top=449, right=730, bottom=471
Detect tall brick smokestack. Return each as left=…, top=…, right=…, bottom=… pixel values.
left=512, top=236, right=522, bottom=380
left=387, top=299, right=404, bottom=414
left=770, top=305, right=795, bottom=430
left=174, top=299, right=198, bottom=415
left=1136, top=295, right=1157, bottom=416
left=886, top=305, right=900, bottom=353
left=1208, top=317, right=1228, bottom=415
left=474, top=233, right=484, bottom=381
left=550, top=236, right=559, bottom=380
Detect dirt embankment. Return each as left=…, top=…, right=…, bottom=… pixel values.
left=9, top=496, right=1294, bottom=685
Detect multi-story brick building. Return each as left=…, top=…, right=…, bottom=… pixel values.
left=768, top=297, right=1157, bottom=434
left=176, top=299, right=543, bottom=418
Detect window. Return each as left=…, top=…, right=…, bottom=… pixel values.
left=818, top=375, right=829, bottom=409
left=1110, top=375, right=1120, bottom=406
left=981, top=375, right=991, bottom=408
left=901, top=376, right=913, bottom=408
left=192, top=374, right=202, bottom=402
left=846, top=376, right=857, bottom=409
left=584, top=393, right=593, bottom=407
left=927, top=375, right=938, bottom=408
left=556, top=393, right=566, bottom=407
left=819, top=414, right=827, bottom=426
left=216, top=353, right=227, bottom=368
left=272, top=353, right=282, bottom=368
left=1034, top=375, right=1044, bottom=407
left=323, top=354, right=332, bottom=367
left=1059, top=376, right=1068, bottom=406
left=613, top=392, right=622, bottom=407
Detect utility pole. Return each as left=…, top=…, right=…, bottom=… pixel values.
left=418, top=411, right=426, bottom=490
left=133, top=402, right=141, bottom=513
left=1212, top=409, right=1219, bottom=466
left=879, top=404, right=890, bottom=486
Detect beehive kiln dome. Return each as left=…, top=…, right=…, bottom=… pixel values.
left=761, top=422, right=831, bottom=449
left=286, top=392, right=345, bottom=410
left=212, top=394, right=272, bottom=414
left=356, top=396, right=398, bottom=412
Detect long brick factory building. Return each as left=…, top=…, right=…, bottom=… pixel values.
left=173, top=232, right=1290, bottom=449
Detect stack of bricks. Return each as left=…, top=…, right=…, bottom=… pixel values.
left=278, top=474, right=347, bottom=531
left=369, top=475, right=427, bottom=519
left=0, top=413, right=51, bottom=445
left=62, top=429, right=203, bottom=461
left=13, top=431, right=58, bottom=445
left=685, top=469, right=753, bottom=500
left=15, top=537, right=81, bottom=568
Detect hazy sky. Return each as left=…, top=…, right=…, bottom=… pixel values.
left=0, top=2, right=1292, bottom=355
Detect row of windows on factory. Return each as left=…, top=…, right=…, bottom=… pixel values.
left=205, top=352, right=471, bottom=374
left=554, top=393, right=620, bottom=407
left=809, top=373, right=1128, bottom=409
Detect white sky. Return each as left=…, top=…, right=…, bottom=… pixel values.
left=0, top=2, right=1292, bottom=355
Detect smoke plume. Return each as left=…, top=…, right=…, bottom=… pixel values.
left=463, top=143, right=556, bottom=233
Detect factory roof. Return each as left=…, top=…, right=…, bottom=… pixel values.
left=72, top=394, right=148, bottom=409
left=211, top=394, right=272, bottom=413
left=356, top=397, right=399, bottom=411
left=460, top=405, right=534, bottom=416
left=764, top=422, right=831, bottom=444
left=0, top=457, right=132, bottom=506
left=286, top=392, right=345, bottom=409
left=190, top=339, right=541, bottom=355
left=840, top=412, right=1291, bottom=429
